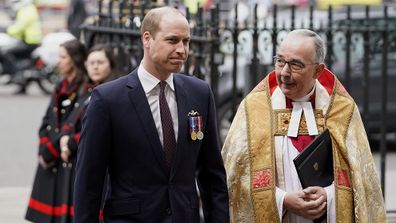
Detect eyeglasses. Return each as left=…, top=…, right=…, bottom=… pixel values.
left=273, top=56, right=318, bottom=72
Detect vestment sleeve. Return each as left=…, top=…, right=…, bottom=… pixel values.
left=221, top=100, right=255, bottom=223
left=345, top=105, right=386, bottom=222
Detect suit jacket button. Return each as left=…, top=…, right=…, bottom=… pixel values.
left=166, top=208, right=172, bottom=215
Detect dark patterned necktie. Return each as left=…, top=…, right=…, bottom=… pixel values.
left=159, top=81, right=176, bottom=166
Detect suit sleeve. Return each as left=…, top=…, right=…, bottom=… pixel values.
left=74, top=89, right=111, bottom=223
left=196, top=84, right=230, bottom=223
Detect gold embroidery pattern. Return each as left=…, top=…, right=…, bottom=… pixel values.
left=273, top=109, right=324, bottom=135
left=246, top=80, right=280, bottom=223
left=252, top=169, right=273, bottom=191
left=336, top=168, right=351, bottom=188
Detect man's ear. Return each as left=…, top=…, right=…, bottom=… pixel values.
left=314, top=63, right=325, bottom=79
left=142, top=31, right=151, bottom=47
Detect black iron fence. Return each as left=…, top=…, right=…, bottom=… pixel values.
left=82, top=1, right=396, bottom=211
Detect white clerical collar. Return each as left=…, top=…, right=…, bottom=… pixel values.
left=293, top=85, right=316, bottom=102
left=137, top=64, right=175, bottom=94
left=287, top=85, right=318, bottom=137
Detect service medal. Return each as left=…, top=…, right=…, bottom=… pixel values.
left=188, top=111, right=198, bottom=141
left=188, top=110, right=204, bottom=141
left=197, top=131, right=204, bottom=140
left=196, top=116, right=204, bottom=140
left=191, top=131, right=197, bottom=140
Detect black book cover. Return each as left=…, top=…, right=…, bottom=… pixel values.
left=293, top=128, right=333, bottom=223
left=293, top=128, right=333, bottom=188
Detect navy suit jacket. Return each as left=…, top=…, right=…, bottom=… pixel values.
left=74, top=70, right=229, bottom=223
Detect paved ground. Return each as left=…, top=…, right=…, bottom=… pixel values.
left=0, top=84, right=50, bottom=222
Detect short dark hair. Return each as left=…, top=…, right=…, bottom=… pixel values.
left=88, top=44, right=116, bottom=70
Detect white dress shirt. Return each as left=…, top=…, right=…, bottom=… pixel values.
left=137, top=65, right=179, bottom=146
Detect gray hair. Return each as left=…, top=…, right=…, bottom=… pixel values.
left=287, top=29, right=327, bottom=63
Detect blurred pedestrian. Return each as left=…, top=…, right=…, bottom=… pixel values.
left=25, top=39, right=87, bottom=223
left=0, top=0, right=42, bottom=94
left=74, top=6, right=229, bottom=223
left=4, top=0, right=42, bottom=64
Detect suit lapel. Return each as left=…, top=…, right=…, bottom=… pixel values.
left=126, top=71, right=170, bottom=176
left=170, top=75, right=190, bottom=179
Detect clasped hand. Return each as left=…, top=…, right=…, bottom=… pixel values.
left=59, top=135, right=71, bottom=162
left=284, top=186, right=327, bottom=220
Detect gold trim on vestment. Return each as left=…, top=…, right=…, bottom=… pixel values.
left=273, top=109, right=325, bottom=136
left=245, top=82, right=280, bottom=222
left=325, top=81, right=355, bottom=223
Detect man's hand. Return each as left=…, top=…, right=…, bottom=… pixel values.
left=303, top=186, right=327, bottom=202
left=284, top=186, right=327, bottom=219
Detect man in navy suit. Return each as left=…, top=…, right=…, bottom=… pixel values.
left=74, top=6, right=229, bottom=223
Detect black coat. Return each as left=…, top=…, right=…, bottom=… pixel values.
left=25, top=78, right=85, bottom=223
left=60, top=84, right=93, bottom=155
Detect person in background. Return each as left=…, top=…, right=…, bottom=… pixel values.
left=1, top=0, right=42, bottom=94
left=60, top=44, right=117, bottom=163
left=222, top=29, right=386, bottom=222
left=25, top=39, right=87, bottom=223
left=74, top=6, right=229, bottom=223
left=57, top=44, right=117, bottom=222
left=5, top=0, right=42, bottom=61
left=67, top=0, right=88, bottom=38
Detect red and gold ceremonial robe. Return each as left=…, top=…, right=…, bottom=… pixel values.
left=222, top=68, right=386, bottom=223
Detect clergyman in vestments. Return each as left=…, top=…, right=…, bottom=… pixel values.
left=222, top=29, right=386, bottom=223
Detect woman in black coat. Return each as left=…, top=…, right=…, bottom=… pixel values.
left=60, top=44, right=117, bottom=162
left=25, top=39, right=87, bottom=223
left=58, top=44, right=117, bottom=222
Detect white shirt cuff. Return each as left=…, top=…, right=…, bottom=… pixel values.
left=276, top=186, right=287, bottom=220
left=324, top=183, right=335, bottom=223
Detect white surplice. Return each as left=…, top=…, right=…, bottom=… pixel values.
left=272, top=81, right=336, bottom=223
